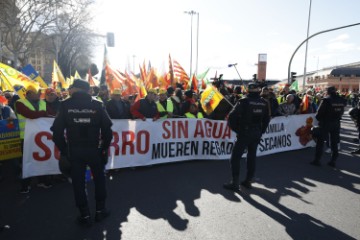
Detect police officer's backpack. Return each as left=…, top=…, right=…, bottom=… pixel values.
left=349, top=107, right=359, bottom=121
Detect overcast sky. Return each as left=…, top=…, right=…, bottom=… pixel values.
left=91, top=0, right=360, bottom=80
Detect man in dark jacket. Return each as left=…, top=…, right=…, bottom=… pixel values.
left=310, top=86, right=346, bottom=167
left=51, top=79, right=113, bottom=226
left=106, top=88, right=132, bottom=119
left=351, top=101, right=360, bottom=154
left=224, top=83, right=270, bottom=191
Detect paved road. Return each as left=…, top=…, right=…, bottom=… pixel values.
left=0, top=113, right=359, bottom=240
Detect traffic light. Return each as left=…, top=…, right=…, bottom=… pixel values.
left=106, top=32, right=115, bottom=47
left=252, top=74, right=257, bottom=81
left=291, top=72, right=297, bottom=83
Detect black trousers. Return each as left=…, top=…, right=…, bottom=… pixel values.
left=230, top=133, right=261, bottom=183
left=69, top=147, right=106, bottom=209
left=315, top=122, right=340, bottom=163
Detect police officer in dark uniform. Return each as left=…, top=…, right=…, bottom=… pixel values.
left=51, top=79, right=113, bottom=226
left=224, top=83, right=270, bottom=191
left=310, top=86, right=346, bottom=167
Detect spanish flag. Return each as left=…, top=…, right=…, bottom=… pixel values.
left=200, top=85, right=224, bottom=115
left=300, top=94, right=310, bottom=113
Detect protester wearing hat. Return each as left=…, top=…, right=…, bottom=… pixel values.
left=105, top=88, right=132, bottom=119
left=156, top=88, right=174, bottom=119
left=51, top=79, right=113, bottom=226
left=15, top=85, right=54, bottom=193
left=310, top=86, right=347, bottom=168
left=44, top=88, right=60, bottom=115
left=224, top=83, right=270, bottom=191
left=130, top=88, right=159, bottom=121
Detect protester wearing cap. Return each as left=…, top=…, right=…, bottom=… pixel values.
left=156, top=88, right=174, bottom=119
left=224, top=82, right=270, bottom=191
left=105, top=88, right=132, bottom=119
left=310, top=86, right=347, bottom=168
left=130, top=88, right=159, bottom=121
left=15, top=85, right=54, bottom=193
left=51, top=79, right=113, bottom=226
left=44, top=88, right=60, bottom=115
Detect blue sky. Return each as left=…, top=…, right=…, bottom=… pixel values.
left=92, top=0, right=360, bottom=80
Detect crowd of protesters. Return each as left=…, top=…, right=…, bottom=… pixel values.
left=0, top=79, right=359, bottom=193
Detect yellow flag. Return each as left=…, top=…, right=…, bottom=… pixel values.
left=0, top=63, right=40, bottom=93
left=0, top=70, right=14, bottom=91
left=200, top=85, right=224, bottom=115
left=0, top=70, right=27, bottom=99
left=52, top=60, right=68, bottom=89
left=74, top=70, right=81, bottom=79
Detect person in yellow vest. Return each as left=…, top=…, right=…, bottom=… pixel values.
left=184, top=103, right=204, bottom=118
left=277, top=84, right=290, bottom=104
left=15, top=85, right=54, bottom=193
left=156, top=88, right=174, bottom=119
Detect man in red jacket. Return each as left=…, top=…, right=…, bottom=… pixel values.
left=130, top=89, right=159, bottom=121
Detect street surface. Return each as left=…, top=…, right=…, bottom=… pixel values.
left=0, top=112, right=359, bottom=240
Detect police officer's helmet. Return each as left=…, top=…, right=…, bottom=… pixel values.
left=311, top=126, right=321, bottom=141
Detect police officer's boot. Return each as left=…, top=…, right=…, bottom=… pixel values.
left=77, top=206, right=92, bottom=227
left=241, top=179, right=252, bottom=189
left=95, top=201, right=110, bottom=222
left=223, top=176, right=240, bottom=191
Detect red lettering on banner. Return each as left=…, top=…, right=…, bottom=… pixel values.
left=137, top=130, right=149, bottom=154
left=162, top=120, right=188, bottom=139
left=194, top=120, right=232, bottom=139
left=204, top=120, right=212, bottom=138
left=162, top=121, right=171, bottom=139
left=223, top=126, right=231, bottom=139
left=194, top=120, right=205, bottom=138
left=110, top=132, right=120, bottom=155
left=122, top=131, right=135, bottom=154
left=178, top=120, right=188, bottom=138
left=33, top=131, right=52, bottom=161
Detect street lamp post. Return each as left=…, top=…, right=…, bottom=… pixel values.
left=184, top=10, right=198, bottom=78
left=288, top=22, right=360, bottom=84
left=302, top=0, right=312, bottom=90
left=195, top=12, right=199, bottom=75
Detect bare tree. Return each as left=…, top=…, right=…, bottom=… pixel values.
left=0, top=0, right=61, bottom=67
left=0, top=0, right=95, bottom=75
left=53, top=0, right=96, bottom=77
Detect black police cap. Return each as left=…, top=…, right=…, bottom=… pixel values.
left=247, top=83, right=260, bottom=92
left=71, top=79, right=90, bottom=91
left=327, top=86, right=336, bottom=94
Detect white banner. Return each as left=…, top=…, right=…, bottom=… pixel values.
left=23, top=114, right=317, bottom=178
